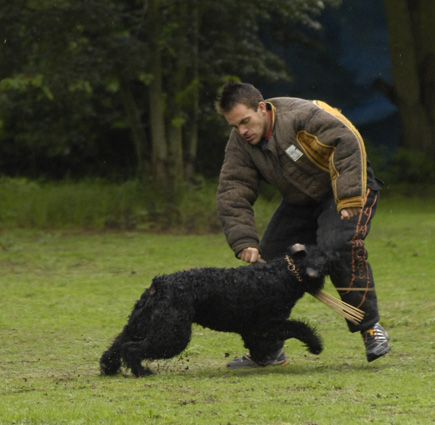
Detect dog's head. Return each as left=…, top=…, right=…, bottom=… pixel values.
left=284, top=244, right=331, bottom=294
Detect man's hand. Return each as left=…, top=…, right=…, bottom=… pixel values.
left=238, top=247, right=264, bottom=263
left=340, top=207, right=361, bottom=220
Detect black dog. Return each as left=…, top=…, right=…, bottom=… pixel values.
left=100, top=244, right=327, bottom=377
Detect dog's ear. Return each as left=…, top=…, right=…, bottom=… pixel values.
left=289, top=243, right=307, bottom=258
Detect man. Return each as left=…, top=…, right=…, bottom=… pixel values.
left=215, top=81, right=390, bottom=368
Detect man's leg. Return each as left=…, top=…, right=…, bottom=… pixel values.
left=226, top=337, right=289, bottom=369
left=316, top=189, right=390, bottom=361
left=259, top=199, right=319, bottom=260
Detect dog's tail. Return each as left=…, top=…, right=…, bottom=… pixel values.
left=100, top=328, right=128, bottom=376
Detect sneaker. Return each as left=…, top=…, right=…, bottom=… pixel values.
left=227, top=348, right=289, bottom=369
left=362, top=323, right=390, bottom=362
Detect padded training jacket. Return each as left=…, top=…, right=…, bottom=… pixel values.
left=217, top=97, right=381, bottom=255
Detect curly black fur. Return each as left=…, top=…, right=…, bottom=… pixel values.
left=100, top=244, right=328, bottom=377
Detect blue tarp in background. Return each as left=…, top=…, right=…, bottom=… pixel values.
left=262, top=0, right=400, bottom=156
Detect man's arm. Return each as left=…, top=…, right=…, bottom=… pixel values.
left=309, top=101, right=368, bottom=212
left=217, top=134, right=262, bottom=256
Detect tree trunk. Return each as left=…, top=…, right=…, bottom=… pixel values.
left=168, top=120, right=184, bottom=182
left=184, top=108, right=198, bottom=181
left=147, top=0, right=168, bottom=182
left=119, top=80, right=150, bottom=176
left=183, top=0, right=200, bottom=181
left=384, top=0, right=435, bottom=158
left=415, top=0, right=435, bottom=137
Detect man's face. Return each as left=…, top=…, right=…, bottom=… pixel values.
left=224, top=102, right=268, bottom=145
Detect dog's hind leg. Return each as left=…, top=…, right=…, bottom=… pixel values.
left=100, top=327, right=130, bottom=376
left=121, top=314, right=193, bottom=377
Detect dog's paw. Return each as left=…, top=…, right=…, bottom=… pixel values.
left=309, top=344, right=323, bottom=355
left=132, top=366, right=153, bottom=378
left=306, top=338, right=323, bottom=355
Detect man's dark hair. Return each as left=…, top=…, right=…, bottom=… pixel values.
left=215, top=82, right=264, bottom=114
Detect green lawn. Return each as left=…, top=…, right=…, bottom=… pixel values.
left=1, top=197, right=434, bottom=424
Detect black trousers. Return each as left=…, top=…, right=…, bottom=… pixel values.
left=260, top=188, right=381, bottom=332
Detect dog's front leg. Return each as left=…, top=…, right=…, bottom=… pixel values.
left=263, top=320, right=323, bottom=355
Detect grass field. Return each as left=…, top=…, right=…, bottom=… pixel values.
left=1, top=196, right=434, bottom=424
